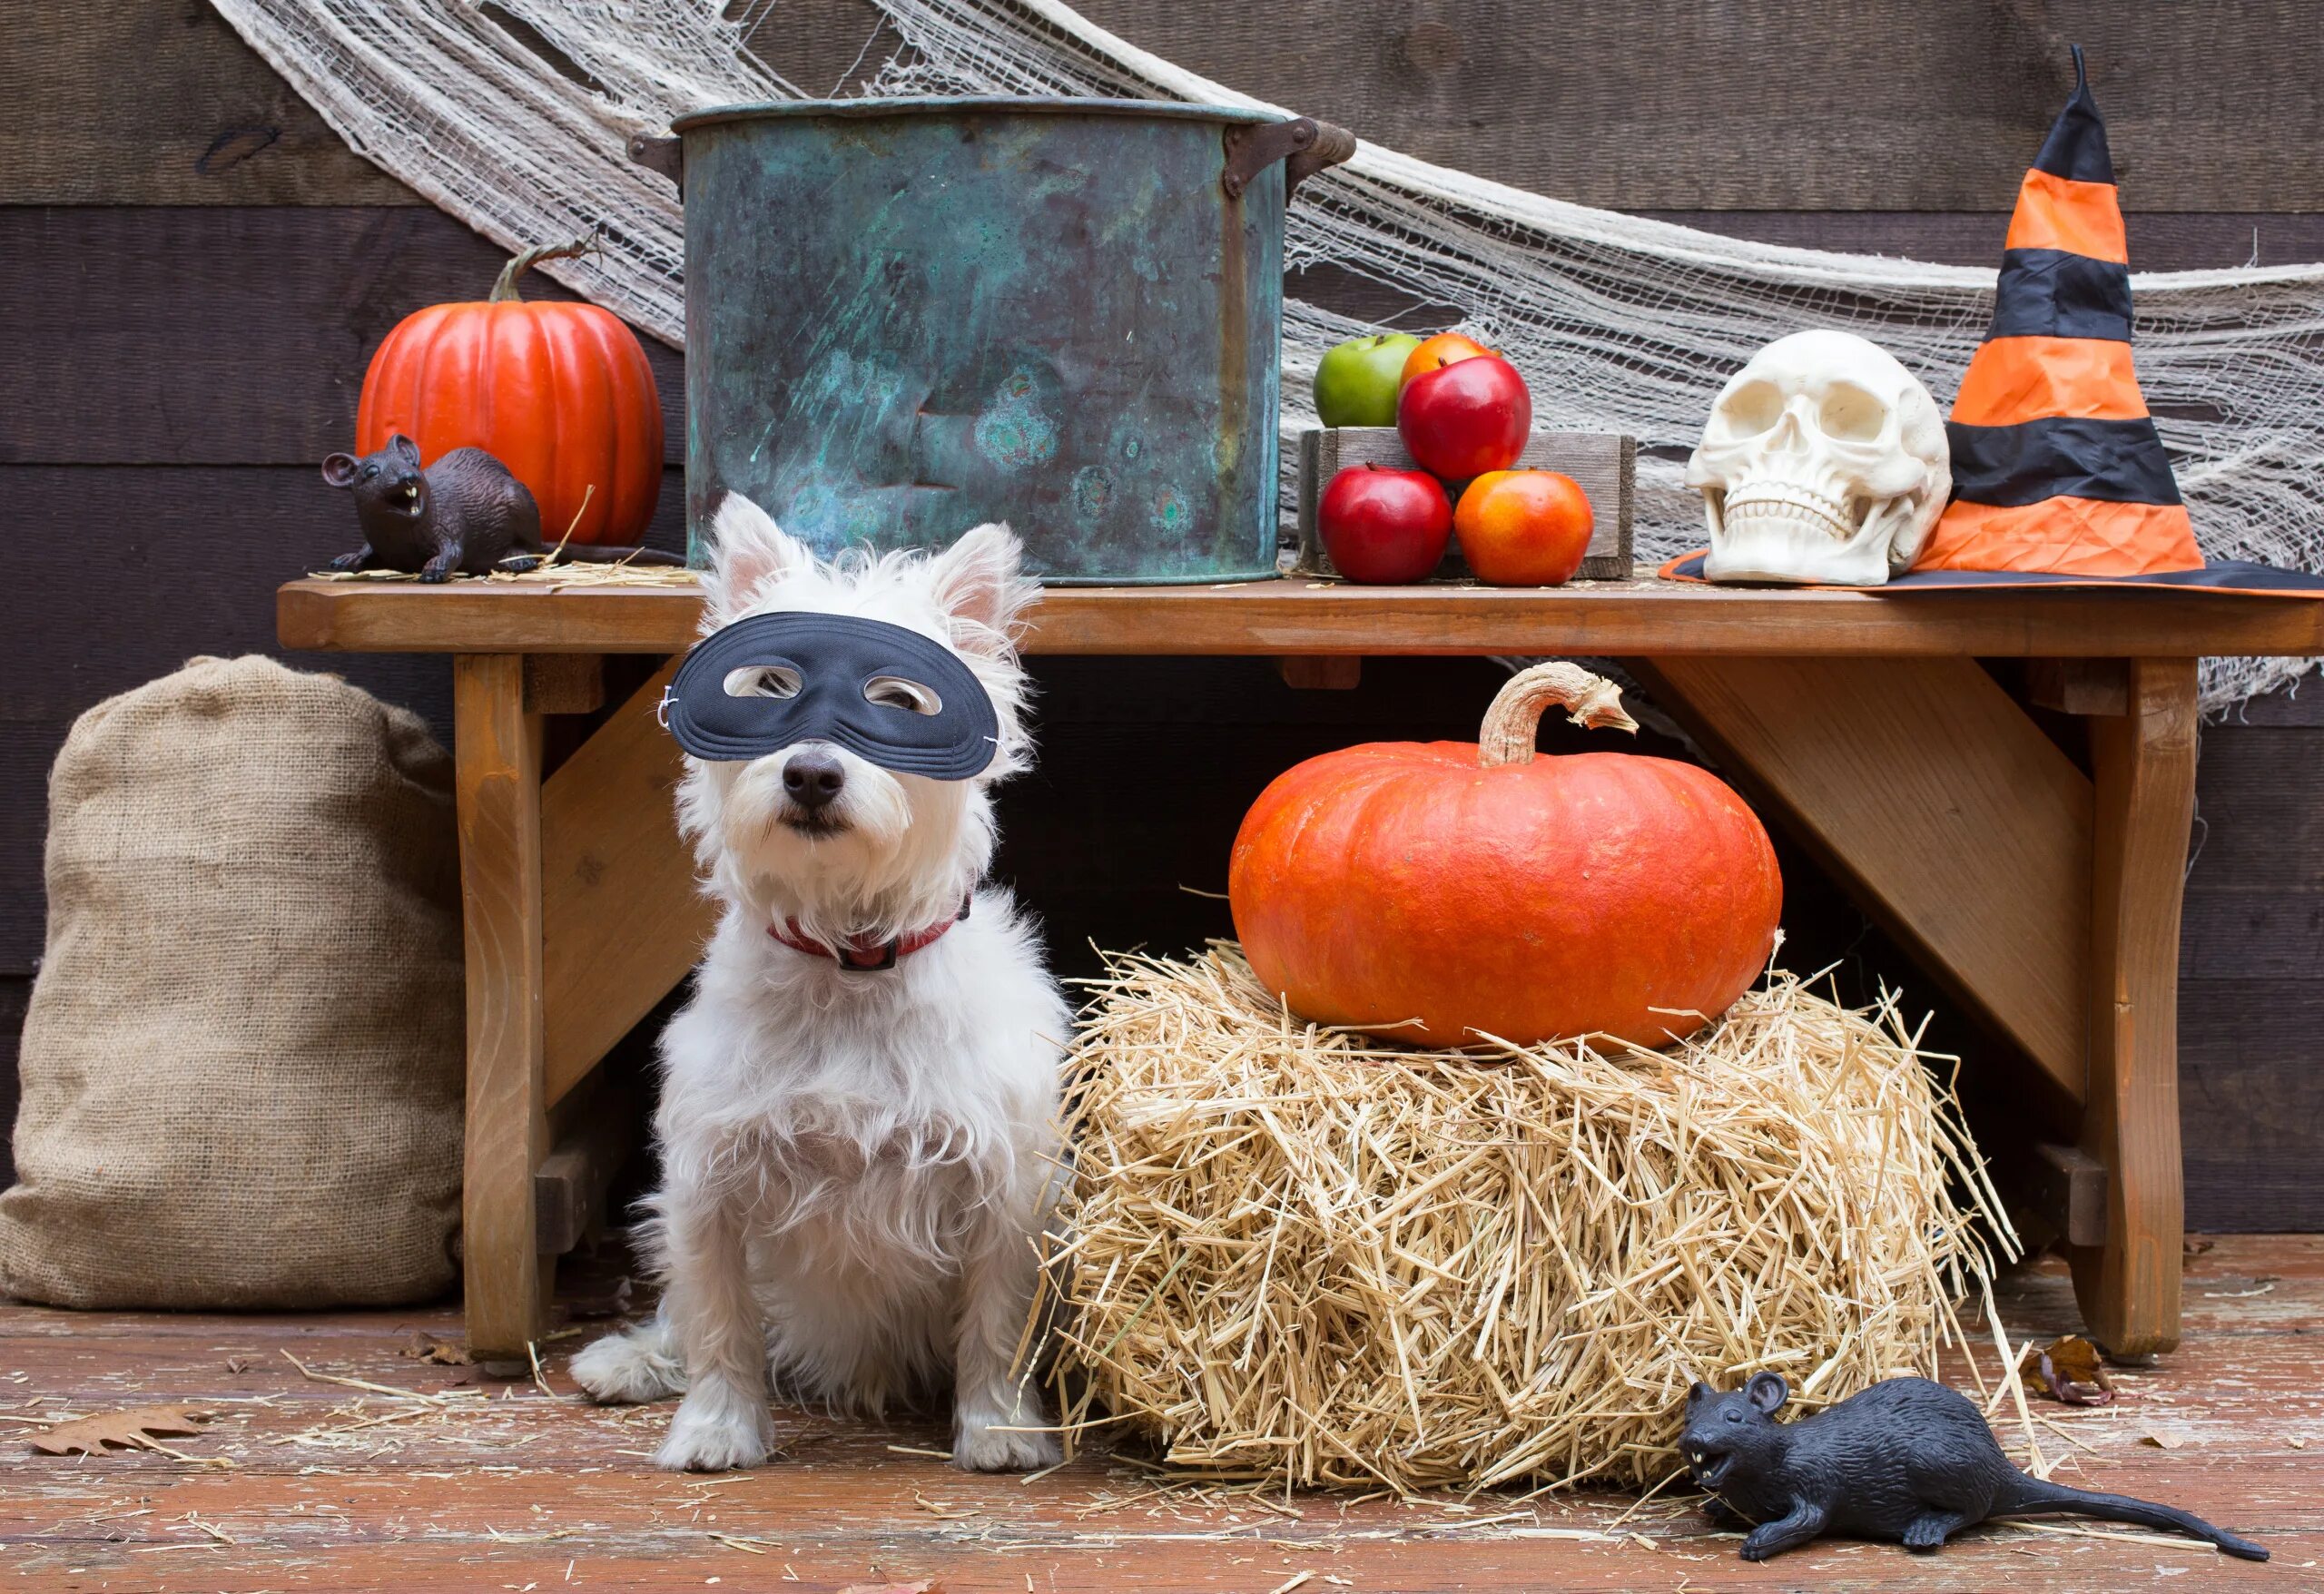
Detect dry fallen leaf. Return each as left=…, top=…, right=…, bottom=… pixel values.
left=29, top=1404, right=211, bottom=1456
left=2018, top=1335, right=2115, bottom=1406
left=401, top=1331, right=472, bottom=1366
left=838, top=1582, right=939, bottom=1594
left=2139, top=1432, right=2187, bottom=1451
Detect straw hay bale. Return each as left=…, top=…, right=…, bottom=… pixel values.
left=1043, top=944, right=2012, bottom=1494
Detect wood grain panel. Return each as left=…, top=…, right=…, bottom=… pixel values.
left=2183, top=727, right=2324, bottom=891
left=0, top=208, right=685, bottom=466
left=275, top=575, right=2324, bottom=662
left=2180, top=892, right=2324, bottom=980
left=4, top=203, right=2297, bottom=472
left=2221, top=684, right=2324, bottom=727
left=2182, top=996, right=2324, bottom=1224
left=25, top=2, right=2324, bottom=212
left=0, top=979, right=24, bottom=1187
left=3, top=0, right=419, bottom=205
left=2181, top=979, right=2324, bottom=1233
left=0, top=464, right=586, bottom=973
left=0, top=724, right=70, bottom=979
left=2070, top=658, right=2199, bottom=1353
left=1073, top=0, right=2324, bottom=211
left=540, top=659, right=713, bottom=1107
left=1639, top=656, right=2093, bottom=1106
left=452, top=655, right=550, bottom=1357
left=1027, top=653, right=1513, bottom=727
left=5, top=463, right=677, bottom=706
left=0, top=0, right=890, bottom=208
left=739, top=0, right=895, bottom=99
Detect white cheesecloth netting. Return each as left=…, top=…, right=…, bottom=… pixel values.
left=212, top=0, right=2324, bottom=707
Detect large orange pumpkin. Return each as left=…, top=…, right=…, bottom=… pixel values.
left=355, top=239, right=663, bottom=546
left=1229, top=663, right=1781, bottom=1048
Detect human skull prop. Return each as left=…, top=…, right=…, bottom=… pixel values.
left=1685, top=330, right=1951, bottom=585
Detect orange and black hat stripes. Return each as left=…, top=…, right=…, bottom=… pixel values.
left=1915, top=46, right=2203, bottom=577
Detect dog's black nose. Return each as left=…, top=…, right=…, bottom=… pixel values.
left=783, top=748, right=846, bottom=810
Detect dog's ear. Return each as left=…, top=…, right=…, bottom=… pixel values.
left=925, top=522, right=1035, bottom=656
left=704, top=492, right=812, bottom=625
left=1745, top=1372, right=1789, bottom=1415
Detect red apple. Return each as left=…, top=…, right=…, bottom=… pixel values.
left=1396, top=355, right=1532, bottom=480
left=1317, top=463, right=1452, bottom=585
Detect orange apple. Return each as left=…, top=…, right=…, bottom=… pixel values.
left=1455, top=470, right=1594, bottom=585
left=1397, top=331, right=1497, bottom=394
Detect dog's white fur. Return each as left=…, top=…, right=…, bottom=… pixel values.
left=571, top=496, right=1068, bottom=1474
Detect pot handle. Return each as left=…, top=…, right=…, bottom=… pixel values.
left=628, top=132, right=684, bottom=194
left=1221, top=116, right=1357, bottom=202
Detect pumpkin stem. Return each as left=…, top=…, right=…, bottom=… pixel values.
left=1478, top=662, right=1638, bottom=767
left=488, top=235, right=598, bottom=302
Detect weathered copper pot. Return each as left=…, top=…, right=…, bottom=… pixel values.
left=633, top=98, right=1353, bottom=581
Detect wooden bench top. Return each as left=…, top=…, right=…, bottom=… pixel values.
left=276, top=574, right=2324, bottom=658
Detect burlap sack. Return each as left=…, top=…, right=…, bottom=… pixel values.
left=0, top=656, right=464, bottom=1308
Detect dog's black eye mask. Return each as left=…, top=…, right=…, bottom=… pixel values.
left=661, top=612, right=1000, bottom=780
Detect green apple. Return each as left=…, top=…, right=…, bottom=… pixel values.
left=1313, top=332, right=1423, bottom=428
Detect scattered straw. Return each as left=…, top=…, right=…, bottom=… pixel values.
left=1041, top=944, right=2012, bottom=1495
left=279, top=1351, right=442, bottom=1401
left=310, top=564, right=699, bottom=588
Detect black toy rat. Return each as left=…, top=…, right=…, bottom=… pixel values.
left=319, top=434, right=683, bottom=581
left=1683, top=1373, right=2266, bottom=1561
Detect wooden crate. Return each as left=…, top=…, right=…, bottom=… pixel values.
left=1294, top=428, right=1635, bottom=581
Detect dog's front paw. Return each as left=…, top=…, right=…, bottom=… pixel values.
left=571, top=1325, right=684, bottom=1405
left=655, top=1388, right=778, bottom=1472
left=950, top=1419, right=1062, bottom=1474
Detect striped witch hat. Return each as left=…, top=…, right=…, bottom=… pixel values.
left=1914, top=46, right=2203, bottom=578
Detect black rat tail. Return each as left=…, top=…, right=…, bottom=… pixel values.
left=2001, top=1475, right=2268, bottom=1560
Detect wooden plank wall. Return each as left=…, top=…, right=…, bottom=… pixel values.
left=4, top=1, right=2321, bottom=1226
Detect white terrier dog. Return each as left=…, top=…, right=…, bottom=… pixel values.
left=571, top=494, right=1068, bottom=1474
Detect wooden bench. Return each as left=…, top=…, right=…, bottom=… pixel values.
left=279, top=573, right=2324, bottom=1362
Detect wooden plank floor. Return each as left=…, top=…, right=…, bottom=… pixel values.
left=4, top=1238, right=2318, bottom=1592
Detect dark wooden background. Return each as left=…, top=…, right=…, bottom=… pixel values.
left=5, top=1, right=2321, bottom=1228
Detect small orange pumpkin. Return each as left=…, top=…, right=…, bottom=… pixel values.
left=1228, top=663, right=1781, bottom=1048
left=355, top=239, right=663, bottom=545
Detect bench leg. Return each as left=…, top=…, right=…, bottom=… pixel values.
left=2071, top=657, right=2197, bottom=1355
left=454, top=654, right=551, bottom=1361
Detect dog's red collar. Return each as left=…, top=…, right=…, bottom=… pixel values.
left=768, top=898, right=971, bottom=972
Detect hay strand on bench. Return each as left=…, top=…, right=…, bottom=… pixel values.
left=311, top=564, right=699, bottom=587
left=1042, top=944, right=2011, bottom=1495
